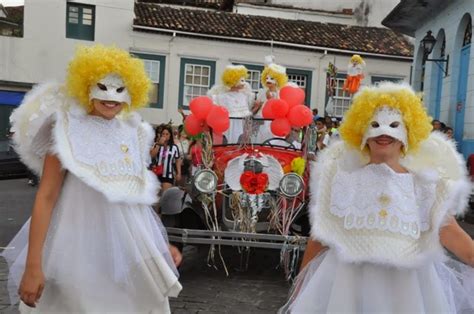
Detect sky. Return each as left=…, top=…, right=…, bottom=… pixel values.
left=0, top=0, right=24, bottom=6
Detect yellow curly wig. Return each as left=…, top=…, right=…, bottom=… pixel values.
left=350, top=54, right=364, bottom=64
left=221, top=65, right=249, bottom=88
left=339, top=82, right=432, bottom=153
left=261, top=65, right=288, bottom=88
left=66, top=45, right=151, bottom=112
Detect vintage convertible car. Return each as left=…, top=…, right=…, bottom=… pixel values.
left=160, top=118, right=316, bottom=274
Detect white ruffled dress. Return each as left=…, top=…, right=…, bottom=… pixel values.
left=281, top=135, right=474, bottom=313
left=211, top=89, right=253, bottom=144
left=2, top=83, right=182, bottom=313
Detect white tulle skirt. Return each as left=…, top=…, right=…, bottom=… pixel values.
left=280, top=250, right=474, bottom=314
left=2, top=173, right=182, bottom=313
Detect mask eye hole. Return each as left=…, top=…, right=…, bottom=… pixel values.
left=390, top=122, right=400, bottom=128
left=97, top=83, right=107, bottom=91
left=371, top=121, right=380, bottom=128
left=116, top=87, right=125, bottom=93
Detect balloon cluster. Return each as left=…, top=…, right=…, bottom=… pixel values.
left=184, top=97, right=230, bottom=136
left=261, top=86, right=313, bottom=137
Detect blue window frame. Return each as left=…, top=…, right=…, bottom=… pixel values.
left=66, top=2, right=95, bottom=41
left=179, top=58, right=216, bottom=109
left=133, top=53, right=166, bottom=109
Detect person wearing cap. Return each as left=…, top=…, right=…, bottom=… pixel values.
left=280, top=82, right=473, bottom=313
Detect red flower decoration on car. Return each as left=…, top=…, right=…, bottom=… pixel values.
left=240, top=171, right=269, bottom=194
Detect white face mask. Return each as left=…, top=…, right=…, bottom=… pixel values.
left=89, top=74, right=131, bottom=105
left=238, top=77, right=246, bottom=86
left=361, top=106, right=408, bottom=150
left=265, top=75, right=276, bottom=85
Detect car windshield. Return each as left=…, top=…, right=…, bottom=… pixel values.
left=213, top=117, right=303, bottom=150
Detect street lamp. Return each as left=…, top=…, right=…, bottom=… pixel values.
left=421, top=31, right=449, bottom=77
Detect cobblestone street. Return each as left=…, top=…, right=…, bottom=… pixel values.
left=0, top=246, right=291, bottom=314
left=169, top=246, right=290, bottom=313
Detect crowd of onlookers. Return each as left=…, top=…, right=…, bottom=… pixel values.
left=431, top=119, right=454, bottom=139
left=311, top=108, right=341, bottom=151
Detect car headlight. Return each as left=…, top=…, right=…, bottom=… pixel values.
left=279, top=173, right=304, bottom=197
left=193, top=169, right=218, bottom=193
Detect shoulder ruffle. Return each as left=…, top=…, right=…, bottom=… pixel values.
left=402, top=132, right=472, bottom=217
left=10, top=82, right=69, bottom=175
left=10, top=83, right=160, bottom=205
left=53, top=110, right=159, bottom=205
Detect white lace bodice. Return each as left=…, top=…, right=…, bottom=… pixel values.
left=308, top=138, right=471, bottom=268
left=330, top=163, right=436, bottom=239
left=68, top=112, right=143, bottom=178
left=213, top=91, right=252, bottom=118
left=54, top=105, right=159, bottom=205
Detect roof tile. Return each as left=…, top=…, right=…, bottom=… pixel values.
left=134, top=3, right=413, bottom=57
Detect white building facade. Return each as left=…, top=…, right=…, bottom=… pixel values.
left=236, top=0, right=401, bottom=27
left=0, top=0, right=412, bottom=147
left=384, top=0, right=474, bottom=158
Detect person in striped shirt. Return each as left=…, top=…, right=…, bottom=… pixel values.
left=150, top=125, right=182, bottom=192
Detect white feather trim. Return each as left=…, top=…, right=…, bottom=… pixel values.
left=207, top=84, right=230, bottom=97
left=207, top=82, right=254, bottom=98
left=52, top=110, right=160, bottom=205
left=307, top=135, right=472, bottom=268
left=402, top=132, right=472, bottom=216
left=11, top=82, right=160, bottom=205
left=10, top=82, right=68, bottom=175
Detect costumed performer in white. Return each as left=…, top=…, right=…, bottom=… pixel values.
left=2, top=45, right=182, bottom=313
left=208, top=65, right=254, bottom=143
left=280, top=82, right=474, bottom=313
left=252, top=59, right=288, bottom=143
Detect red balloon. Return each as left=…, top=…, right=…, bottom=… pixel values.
left=268, top=99, right=289, bottom=118
left=262, top=102, right=275, bottom=119
left=184, top=114, right=205, bottom=136
left=189, top=96, right=214, bottom=120
left=288, top=105, right=313, bottom=127
left=271, top=118, right=291, bottom=137
left=206, top=105, right=230, bottom=133
left=280, top=86, right=305, bottom=108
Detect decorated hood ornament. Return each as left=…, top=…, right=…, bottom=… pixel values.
left=224, top=152, right=284, bottom=191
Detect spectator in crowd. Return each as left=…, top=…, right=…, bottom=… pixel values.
left=328, top=117, right=341, bottom=143
left=324, top=116, right=333, bottom=128
left=188, top=136, right=204, bottom=175
left=312, top=108, right=320, bottom=122
left=315, top=117, right=330, bottom=150
left=444, top=126, right=454, bottom=140
left=150, top=125, right=182, bottom=193
left=432, top=119, right=442, bottom=131
left=155, top=123, right=165, bottom=139
left=286, top=127, right=302, bottom=149
left=440, top=121, right=446, bottom=131
left=175, top=125, right=191, bottom=183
